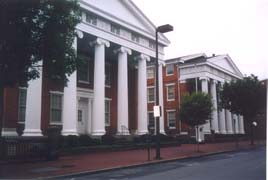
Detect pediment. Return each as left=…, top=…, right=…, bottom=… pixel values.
left=207, top=54, right=243, bottom=78
left=80, top=0, right=169, bottom=45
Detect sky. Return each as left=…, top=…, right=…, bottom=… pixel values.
left=132, top=0, right=268, bottom=80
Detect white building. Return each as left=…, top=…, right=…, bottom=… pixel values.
left=2, top=0, right=170, bottom=137
left=177, top=53, right=245, bottom=141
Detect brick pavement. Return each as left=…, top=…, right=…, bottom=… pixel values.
left=0, top=141, right=264, bottom=179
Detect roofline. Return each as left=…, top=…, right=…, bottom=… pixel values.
left=128, top=0, right=171, bottom=46
left=165, top=53, right=207, bottom=64
left=207, top=54, right=243, bottom=77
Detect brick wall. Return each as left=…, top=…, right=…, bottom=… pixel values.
left=41, top=62, right=64, bottom=132
left=162, top=64, right=180, bottom=135
left=3, top=86, right=19, bottom=130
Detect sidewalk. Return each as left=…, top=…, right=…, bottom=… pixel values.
left=0, top=141, right=264, bottom=179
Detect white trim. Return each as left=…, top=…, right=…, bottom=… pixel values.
left=105, top=99, right=111, bottom=127
left=77, top=54, right=91, bottom=83
left=76, top=23, right=165, bottom=60
left=166, top=64, right=174, bottom=76
left=166, top=109, right=176, bottom=129
left=49, top=92, right=64, bottom=125
left=147, top=86, right=155, bottom=103
left=49, top=91, right=64, bottom=95
left=147, top=66, right=155, bottom=79
left=166, top=83, right=175, bottom=101
left=18, top=87, right=27, bottom=123
left=105, top=97, right=112, bottom=101
left=79, top=0, right=170, bottom=46
left=50, top=122, right=62, bottom=125
left=78, top=80, right=91, bottom=84
left=18, top=87, right=27, bottom=90
left=2, top=128, right=18, bottom=136
left=147, top=111, right=155, bottom=130
left=105, top=62, right=111, bottom=87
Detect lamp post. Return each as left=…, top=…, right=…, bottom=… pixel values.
left=155, top=24, right=173, bottom=160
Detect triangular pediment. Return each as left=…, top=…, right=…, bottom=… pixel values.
left=80, top=0, right=170, bottom=45
left=207, top=54, right=243, bottom=78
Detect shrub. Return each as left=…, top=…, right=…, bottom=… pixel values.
left=101, top=134, right=115, bottom=145
left=63, top=135, right=79, bottom=148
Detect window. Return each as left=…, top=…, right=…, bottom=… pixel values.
left=147, top=87, right=155, bottom=103
left=149, top=40, right=155, bottom=49
left=78, top=56, right=89, bottom=83
left=148, top=112, right=155, bottom=130
left=131, top=33, right=139, bottom=43
left=111, top=24, right=120, bottom=35
left=166, top=64, right=174, bottom=75
left=105, top=63, right=111, bottom=87
left=167, top=110, right=176, bottom=129
left=50, top=93, right=63, bottom=124
left=78, top=110, right=82, bottom=122
left=105, top=100, right=111, bottom=126
left=147, top=67, right=155, bottom=79
left=18, top=88, right=27, bottom=122
left=86, top=13, right=97, bottom=25
left=166, top=84, right=175, bottom=101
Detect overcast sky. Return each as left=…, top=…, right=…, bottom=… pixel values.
left=132, top=0, right=268, bottom=80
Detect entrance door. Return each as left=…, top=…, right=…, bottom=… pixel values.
left=77, top=99, right=88, bottom=134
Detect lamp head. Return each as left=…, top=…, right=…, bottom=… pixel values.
left=157, top=24, right=173, bottom=33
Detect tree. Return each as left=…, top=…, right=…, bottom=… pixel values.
left=220, top=75, right=266, bottom=145
left=180, top=92, right=213, bottom=151
left=0, top=0, right=81, bottom=137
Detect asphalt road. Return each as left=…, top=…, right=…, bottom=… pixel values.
left=62, top=146, right=266, bottom=180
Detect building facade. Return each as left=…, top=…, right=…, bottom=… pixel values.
left=2, top=0, right=170, bottom=137
left=159, top=53, right=246, bottom=141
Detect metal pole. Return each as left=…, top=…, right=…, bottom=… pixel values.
left=195, top=64, right=198, bottom=92
left=155, top=29, right=161, bottom=160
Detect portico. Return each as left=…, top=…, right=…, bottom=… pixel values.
left=179, top=54, right=245, bottom=141
left=0, top=0, right=170, bottom=137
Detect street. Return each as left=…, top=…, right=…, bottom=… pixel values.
left=61, top=146, right=266, bottom=180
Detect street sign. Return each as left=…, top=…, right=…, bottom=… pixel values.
left=153, top=105, right=161, bottom=117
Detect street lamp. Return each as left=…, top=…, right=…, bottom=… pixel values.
left=155, top=24, right=173, bottom=160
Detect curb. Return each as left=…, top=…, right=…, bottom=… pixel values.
left=44, top=147, right=251, bottom=180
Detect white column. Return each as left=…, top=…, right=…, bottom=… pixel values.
left=238, top=115, right=245, bottom=134
left=210, top=79, right=219, bottom=133
left=200, top=77, right=209, bottom=93
left=91, top=38, right=110, bottom=136
left=200, top=77, right=210, bottom=135
left=219, top=109, right=226, bottom=134
left=115, top=47, right=132, bottom=135
left=158, top=62, right=165, bottom=134
left=233, top=114, right=239, bottom=134
left=23, top=62, right=43, bottom=136
left=225, top=110, right=233, bottom=134
left=87, top=99, right=93, bottom=134
left=218, top=83, right=226, bottom=134
left=62, top=36, right=79, bottom=136
left=62, top=71, right=78, bottom=135
left=137, top=54, right=149, bottom=135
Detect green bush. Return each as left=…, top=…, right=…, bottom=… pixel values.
left=78, top=135, right=101, bottom=146
left=133, top=134, right=149, bottom=144
left=101, top=134, right=115, bottom=145
left=63, top=135, right=79, bottom=148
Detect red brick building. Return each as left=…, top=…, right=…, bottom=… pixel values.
left=147, top=53, right=246, bottom=140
